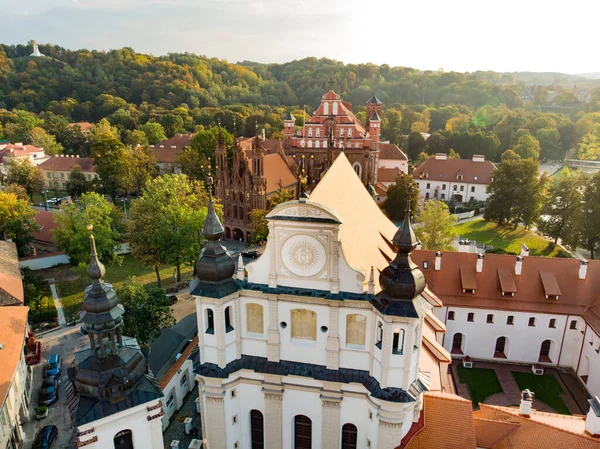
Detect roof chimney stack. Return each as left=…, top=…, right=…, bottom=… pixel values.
left=515, top=256, right=523, bottom=276
left=579, top=259, right=589, bottom=280
left=520, top=244, right=530, bottom=257
left=476, top=253, right=484, bottom=273
left=435, top=153, right=447, bottom=160
left=586, top=396, right=600, bottom=437
left=520, top=389, right=534, bottom=418
left=435, top=251, right=442, bottom=271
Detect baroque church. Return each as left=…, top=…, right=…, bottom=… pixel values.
left=191, top=153, right=451, bottom=448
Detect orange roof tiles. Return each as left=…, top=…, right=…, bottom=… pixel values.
left=413, top=157, right=496, bottom=185
left=379, top=143, right=408, bottom=161
left=153, top=147, right=182, bottom=163
left=39, top=155, right=95, bottom=172
left=68, top=122, right=95, bottom=132
left=151, top=134, right=194, bottom=150
left=0, top=307, right=29, bottom=406
left=476, top=404, right=600, bottom=448
left=33, top=211, right=57, bottom=244
left=540, top=271, right=561, bottom=297
left=411, top=251, right=600, bottom=320
left=473, top=417, right=520, bottom=448
left=401, top=392, right=477, bottom=449
left=0, top=241, right=24, bottom=305
left=261, top=153, right=296, bottom=194
left=378, top=167, right=402, bottom=183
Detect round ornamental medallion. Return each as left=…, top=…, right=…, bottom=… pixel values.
left=281, top=235, right=326, bottom=277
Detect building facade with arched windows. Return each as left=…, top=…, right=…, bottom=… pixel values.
left=411, top=250, right=600, bottom=400
left=191, top=154, right=451, bottom=449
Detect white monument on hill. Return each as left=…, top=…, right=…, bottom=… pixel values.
left=30, top=42, right=44, bottom=57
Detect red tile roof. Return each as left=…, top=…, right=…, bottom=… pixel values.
left=39, top=155, right=95, bottom=172
left=249, top=153, right=297, bottom=194
left=0, top=307, right=29, bottom=406
left=150, top=134, right=194, bottom=151
left=378, top=167, right=402, bottom=183
left=413, top=158, right=496, bottom=185
left=0, top=241, right=24, bottom=305
left=32, top=211, right=57, bottom=244
left=412, top=251, right=600, bottom=321
left=67, top=122, right=95, bottom=132
left=0, top=143, right=44, bottom=159
left=153, top=147, right=182, bottom=163
left=379, top=143, right=408, bottom=161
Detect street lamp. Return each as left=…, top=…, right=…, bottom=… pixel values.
left=42, top=189, right=49, bottom=211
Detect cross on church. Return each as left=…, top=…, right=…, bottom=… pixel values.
left=327, top=78, right=335, bottom=91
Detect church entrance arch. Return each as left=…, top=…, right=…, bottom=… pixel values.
left=233, top=228, right=244, bottom=242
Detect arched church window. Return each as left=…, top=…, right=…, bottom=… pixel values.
left=205, top=309, right=214, bottom=334
left=315, top=140, right=320, bottom=148
left=341, top=423, right=358, bottom=449
left=246, top=303, right=264, bottom=334
left=225, top=306, right=234, bottom=333
left=323, top=102, right=329, bottom=115
left=294, top=415, right=312, bottom=449
left=352, top=162, right=362, bottom=178
left=114, top=430, right=134, bottom=449
left=346, top=314, right=366, bottom=347
left=291, top=309, right=317, bottom=341
left=250, top=410, right=264, bottom=449
left=307, top=140, right=312, bottom=148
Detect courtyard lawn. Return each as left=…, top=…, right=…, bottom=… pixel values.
left=512, top=372, right=571, bottom=415
left=457, top=365, right=503, bottom=407
left=453, top=219, right=571, bottom=258
left=58, top=254, right=194, bottom=319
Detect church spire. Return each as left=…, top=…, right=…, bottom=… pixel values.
left=87, top=224, right=105, bottom=282
left=372, top=185, right=425, bottom=316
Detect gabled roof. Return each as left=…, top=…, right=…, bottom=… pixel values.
left=378, top=166, right=402, bottom=183
left=150, top=133, right=194, bottom=150
left=0, top=307, right=29, bottom=407
left=39, top=155, right=95, bottom=172
left=367, top=95, right=383, bottom=105
left=379, top=143, right=408, bottom=161
left=0, top=241, right=24, bottom=305
left=412, top=251, right=600, bottom=319
left=413, top=158, right=496, bottom=184
left=32, top=210, right=57, bottom=244
left=68, top=122, right=95, bottom=132
left=309, top=153, right=397, bottom=292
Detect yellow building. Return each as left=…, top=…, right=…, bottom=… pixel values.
left=38, top=155, right=97, bottom=190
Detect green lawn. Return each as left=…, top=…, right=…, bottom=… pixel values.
left=32, top=190, right=69, bottom=205
left=58, top=255, right=194, bottom=319
left=457, top=365, right=503, bottom=407
left=453, top=219, right=571, bottom=258
left=512, top=372, right=571, bottom=415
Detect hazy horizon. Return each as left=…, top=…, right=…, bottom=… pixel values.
left=2, top=0, right=598, bottom=74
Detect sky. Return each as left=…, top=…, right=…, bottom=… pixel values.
left=1, top=0, right=598, bottom=74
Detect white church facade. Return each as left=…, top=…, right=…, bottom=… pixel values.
left=191, top=154, right=451, bottom=449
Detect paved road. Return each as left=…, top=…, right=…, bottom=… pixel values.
left=49, top=284, right=66, bottom=326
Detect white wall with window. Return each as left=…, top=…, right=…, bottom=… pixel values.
left=160, top=358, right=195, bottom=430
left=414, top=180, right=490, bottom=203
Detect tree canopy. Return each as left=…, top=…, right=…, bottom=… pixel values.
left=382, top=174, right=419, bottom=222
left=414, top=201, right=458, bottom=251
left=0, top=191, right=40, bottom=256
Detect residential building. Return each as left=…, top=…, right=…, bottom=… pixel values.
left=282, top=91, right=389, bottom=188
left=412, top=154, right=496, bottom=203
left=0, top=241, right=24, bottom=306
left=30, top=211, right=60, bottom=254
left=150, top=134, right=194, bottom=174
left=214, top=131, right=297, bottom=242
left=192, top=153, right=452, bottom=448
left=411, top=250, right=600, bottom=400
left=38, top=155, right=97, bottom=190
left=67, top=122, right=95, bottom=135
left=0, top=307, right=32, bottom=449
left=0, top=143, right=48, bottom=181
left=378, top=143, right=408, bottom=173
left=72, top=230, right=164, bottom=448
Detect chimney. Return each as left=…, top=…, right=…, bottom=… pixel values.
left=458, top=239, right=471, bottom=253
left=586, top=396, right=600, bottom=437
left=435, top=251, right=442, bottom=271
left=520, top=244, right=530, bottom=257
left=476, top=253, right=484, bottom=273
left=236, top=253, right=245, bottom=281
left=515, top=256, right=523, bottom=276
left=520, top=389, right=534, bottom=417
left=472, top=155, right=485, bottom=162
left=435, top=153, right=447, bottom=160
left=579, top=259, right=589, bottom=280
left=368, top=266, right=375, bottom=295
left=75, top=155, right=80, bottom=158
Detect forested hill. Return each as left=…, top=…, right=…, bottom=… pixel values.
left=1, top=43, right=600, bottom=164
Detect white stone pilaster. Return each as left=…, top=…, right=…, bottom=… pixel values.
left=380, top=323, right=394, bottom=388
left=330, top=234, right=340, bottom=294
left=263, top=383, right=283, bottom=449
left=402, top=324, right=416, bottom=391
left=320, top=396, right=341, bottom=449
left=214, top=308, right=226, bottom=368
left=326, top=303, right=340, bottom=370
left=268, top=222, right=277, bottom=288
left=267, top=297, right=280, bottom=362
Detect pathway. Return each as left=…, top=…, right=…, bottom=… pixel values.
left=49, top=283, right=66, bottom=326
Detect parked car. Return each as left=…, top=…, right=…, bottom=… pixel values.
left=44, top=354, right=62, bottom=378
left=175, top=340, right=194, bottom=361
left=241, top=250, right=261, bottom=259
left=33, top=425, right=58, bottom=449
left=79, top=326, right=89, bottom=336
left=39, top=376, right=58, bottom=405
left=168, top=295, right=178, bottom=305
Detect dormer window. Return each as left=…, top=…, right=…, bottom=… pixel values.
left=457, top=174, right=464, bottom=181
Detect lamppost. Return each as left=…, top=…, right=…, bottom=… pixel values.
left=42, top=189, right=49, bottom=211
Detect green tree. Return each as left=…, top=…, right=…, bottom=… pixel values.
left=28, top=127, right=63, bottom=155
left=414, top=201, right=458, bottom=251
left=539, top=174, right=585, bottom=244
left=65, top=164, right=94, bottom=199
left=139, top=122, right=167, bottom=145
left=117, top=279, right=175, bottom=346
left=535, top=128, right=562, bottom=161
left=425, top=132, right=446, bottom=154
left=176, top=148, right=210, bottom=181
left=406, top=131, right=426, bottom=161
left=160, top=113, right=184, bottom=138
left=448, top=148, right=460, bottom=159
left=128, top=174, right=211, bottom=283
left=567, top=172, right=600, bottom=259
left=576, top=126, right=600, bottom=161
left=190, top=126, right=233, bottom=159
left=52, top=192, right=123, bottom=266
left=501, top=149, right=520, bottom=162
left=123, top=129, right=149, bottom=148
left=0, top=191, right=40, bottom=256
left=382, top=174, right=419, bottom=223
left=3, top=183, right=29, bottom=201
left=126, top=145, right=157, bottom=196
left=6, top=159, right=44, bottom=198
left=484, top=159, right=547, bottom=228
left=248, top=188, right=294, bottom=244
left=89, top=119, right=131, bottom=201
left=513, top=133, right=541, bottom=160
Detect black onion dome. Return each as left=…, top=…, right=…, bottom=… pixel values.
left=192, top=178, right=238, bottom=297
left=373, top=185, right=426, bottom=316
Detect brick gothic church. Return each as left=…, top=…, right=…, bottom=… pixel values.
left=283, top=89, right=383, bottom=189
